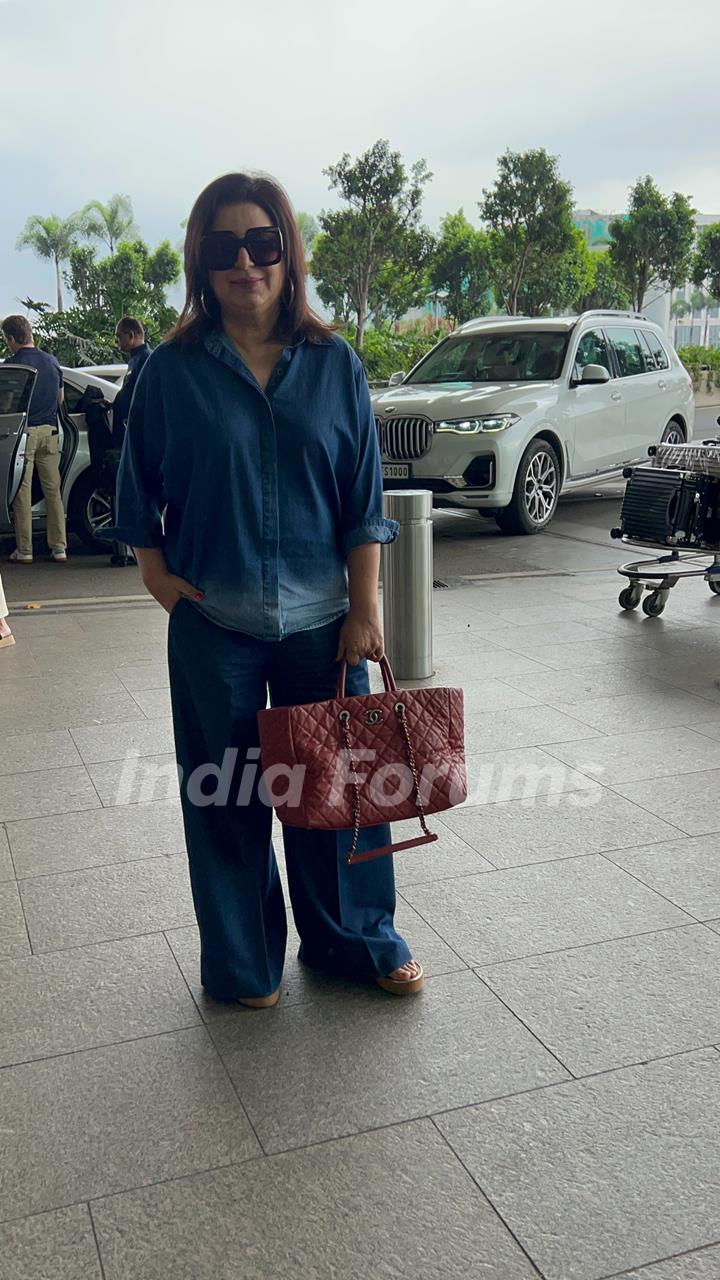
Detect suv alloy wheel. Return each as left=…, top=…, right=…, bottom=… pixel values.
left=495, top=439, right=561, bottom=535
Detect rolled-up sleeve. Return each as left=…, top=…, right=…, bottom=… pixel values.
left=111, top=355, right=166, bottom=548
left=342, top=354, right=399, bottom=556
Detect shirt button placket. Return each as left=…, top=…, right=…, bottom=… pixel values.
left=260, top=399, right=281, bottom=641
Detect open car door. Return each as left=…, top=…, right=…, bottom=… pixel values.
left=0, top=364, right=36, bottom=525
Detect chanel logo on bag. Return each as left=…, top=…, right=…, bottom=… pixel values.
left=365, top=709, right=384, bottom=725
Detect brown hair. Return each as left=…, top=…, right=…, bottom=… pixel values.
left=168, top=172, right=333, bottom=346
left=116, top=316, right=144, bottom=339
left=2, top=314, right=32, bottom=345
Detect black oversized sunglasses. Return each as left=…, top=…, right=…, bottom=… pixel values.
left=200, top=226, right=284, bottom=271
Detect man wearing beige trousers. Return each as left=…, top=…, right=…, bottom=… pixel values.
left=1, top=315, right=67, bottom=564
left=0, top=574, right=14, bottom=648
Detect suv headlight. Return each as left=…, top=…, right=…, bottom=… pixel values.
left=434, top=413, right=519, bottom=434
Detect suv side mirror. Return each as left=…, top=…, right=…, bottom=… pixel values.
left=388, top=370, right=406, bottom=387
left=574, top=364, right=611, bottom=386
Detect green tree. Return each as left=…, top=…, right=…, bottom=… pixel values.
left=78, top=194, right=137, bottom=253
left=429, top=210, right=492, bottom=326
left=297, top=211, right=319, bottom=259
left=370, top=227, right=434, bottom=326
left=693, top=222, right=720, bottom=302
left=312, top=139, right=432, bottom=348
left=575, top=251, right=631, bottom=313
left=518, top=227, right=595, bottom=316
left=16, top=213, right=80, bottom=312
left=608, top=177, right=695, bottom=311
left=480, top=149, right=575, bottom=315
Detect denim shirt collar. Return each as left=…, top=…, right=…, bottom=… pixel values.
left=205, top=326, right=334, bottom=378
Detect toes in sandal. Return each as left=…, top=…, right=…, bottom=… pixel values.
left=0, top=634, right=15, bottom=649
left=237, top=988, right=281, bottom=1010
left=377, top=961, right=425, bottom=996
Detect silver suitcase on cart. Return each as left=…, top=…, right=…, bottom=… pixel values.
left=650, top=441, right=720, bottom=477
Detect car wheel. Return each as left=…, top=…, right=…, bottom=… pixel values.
left=495, top=439, right=561, bottom=536
left=661, top=420, right=685, bottom=446
left=67, top=469, right=113, bottom=552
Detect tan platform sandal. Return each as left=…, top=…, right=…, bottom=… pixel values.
left=377, top=960, right=425, bottom=996
left=237, top=988, right=281, bottom=1010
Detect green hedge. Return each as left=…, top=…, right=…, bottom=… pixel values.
left=677, top=345, right=720, bottom=392
left=346, top=324, right=445, bottom=383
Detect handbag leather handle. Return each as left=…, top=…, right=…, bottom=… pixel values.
left=336, top=655, right=397, bottom=699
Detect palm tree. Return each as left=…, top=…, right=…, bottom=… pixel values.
left=670, top=296, right=691, bottom=345
left=16, top=214, right=80, bottom=312
left=79, top=194, right=137, bottom=253
left=689, top=289, right=709, bottom=346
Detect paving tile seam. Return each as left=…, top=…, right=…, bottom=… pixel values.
left=469, top=970, right=576, bottom=1081
left=0, top=756, right=91, bottom=782
left=430, top=1046, right=720, bottom=1137
left=464, top=920, right=700, bottom=972
left=161, top=928, right=268, bottom=1156
left=538, top=722, right=720, bottom=763
left=86, top=1201, right=108, bottom=1280
left=80, top=1116, right=470, bottom=1213
left=1, top=822, right=18, bottom=882
left=689, top=721, right=720, bottom=744
left=637, top=669, right=720, bottom=700
left=394, top=894, right=471, bottom=970
left=0, top=1150, right=254, bottom=1230
left=532, top=743, right=617, bottom=788
left=596, top=1236, right=720, bottom=1280
left=472, top=919, right=714, bottom=973
left=1, top=801, right=115, bottom=832
left=398, top=840, right=688, bottom=885
left=0, top=1020, right=205, bottom=1076
left=446, top=783, right=692, bottom=835
left=541, top=694, right=720, bottom=735
left=12, top=849, right=183, bottom=890
left=9, top=850, right=185, bottom=885
left=596, top=851, right=710, bottom=925
left=604, top=779, right=720, bottom=838
left=2, top=863, right=34, bottom=957
left=15, top=922, right=196, bottom=959
left=427, top=1115, right=547, bottom=1280
left=0, top=1198, right=99, bottom=1235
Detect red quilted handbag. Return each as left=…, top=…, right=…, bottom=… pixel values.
left=257, top=658, right=466, bottom=864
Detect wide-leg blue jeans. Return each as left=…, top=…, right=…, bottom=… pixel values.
left=167, top=601, right=411, bottom=1000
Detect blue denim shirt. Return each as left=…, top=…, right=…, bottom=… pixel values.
left=113, top=329, right=398, bottom=640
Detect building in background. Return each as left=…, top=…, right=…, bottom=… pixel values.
left=573, top=209, right=720, bottom=347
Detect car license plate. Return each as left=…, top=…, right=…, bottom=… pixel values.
left=382, top=464, right=411, bottom=479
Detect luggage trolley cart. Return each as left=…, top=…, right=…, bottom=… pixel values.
left=611, top=439, right=720, bottom=617
left=614, top=546, right=720, bottom=617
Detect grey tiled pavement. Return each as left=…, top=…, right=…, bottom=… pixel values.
left=3, top=578, right=720, bottom=1278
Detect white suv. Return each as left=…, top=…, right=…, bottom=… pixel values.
left=372, top=311, right=694, bottom=534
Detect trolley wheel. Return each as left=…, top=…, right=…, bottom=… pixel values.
left=618, top=585, right=642, bottom=610
left=709, top=579, right=720, bottom=596
left=642, top=591, right=667, bottom=617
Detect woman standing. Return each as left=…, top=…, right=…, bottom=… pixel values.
left=114, top=172, right=423, bottom=1007
left=0, top=573, right=15, bottom=648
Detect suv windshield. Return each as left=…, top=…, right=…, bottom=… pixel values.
left=406, top=330, right=569, bottom=384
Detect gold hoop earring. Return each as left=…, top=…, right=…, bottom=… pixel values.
left=283, top=277, right=295, bottom=307
left=200, top=289, right=213, bottom=318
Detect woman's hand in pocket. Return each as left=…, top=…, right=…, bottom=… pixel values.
left=148, top=572, right=204, bottom=616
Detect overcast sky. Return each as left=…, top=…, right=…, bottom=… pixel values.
left=1, top=0, right=718, bottom=315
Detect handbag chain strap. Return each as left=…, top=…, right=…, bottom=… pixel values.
left=338, top=701, right=433, bottom=864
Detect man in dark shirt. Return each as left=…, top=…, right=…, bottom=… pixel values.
left=1, top=315, right=67, bottom=563
left=113, top=317, right=152, bottom=430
